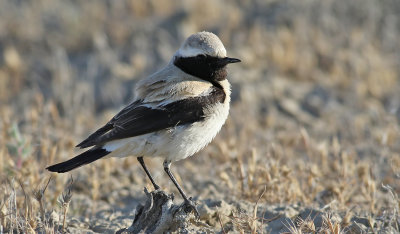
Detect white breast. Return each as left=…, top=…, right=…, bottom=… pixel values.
left=162, top=98, right=230, bottom=161
left=157, top=80, right=231, bottom=161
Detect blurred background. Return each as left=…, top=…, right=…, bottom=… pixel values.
left=1, top=0, right=400, bottom=232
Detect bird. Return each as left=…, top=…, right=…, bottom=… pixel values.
left=46, top=31, right=241, bottom=214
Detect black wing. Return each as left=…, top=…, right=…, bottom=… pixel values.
left=76, top=87, right=225, bottom=148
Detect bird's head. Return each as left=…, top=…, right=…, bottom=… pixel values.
left=173, top=31, right=240, bottom=81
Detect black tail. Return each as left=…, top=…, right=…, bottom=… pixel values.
left=46, top=148, right=110, bottom=173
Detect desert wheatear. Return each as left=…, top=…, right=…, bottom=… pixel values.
left=47, top=31, right=241, bottom=213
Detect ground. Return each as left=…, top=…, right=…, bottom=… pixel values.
left=0, top=0, right=400, bottom=233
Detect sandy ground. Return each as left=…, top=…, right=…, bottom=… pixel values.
left=1, top=0, right=400, bottom=233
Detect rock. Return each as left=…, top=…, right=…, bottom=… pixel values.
left=117, top=189, right=199, bottom=234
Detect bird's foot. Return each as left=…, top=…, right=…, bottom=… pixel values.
left=183, top=197, right=199, bottom=218
left=153, top=184, right=161, bottom=191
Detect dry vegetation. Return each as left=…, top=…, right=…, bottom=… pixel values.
left=1, top=0, right=400, bottom=233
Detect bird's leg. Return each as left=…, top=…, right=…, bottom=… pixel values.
left=163, top=160, right=199, bottom=217
left=163, top=160, right=189, bottom=200
left=137, top=157, right=160, bottom=190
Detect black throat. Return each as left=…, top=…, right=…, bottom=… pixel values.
left=173, top=55, right=228, bottom=89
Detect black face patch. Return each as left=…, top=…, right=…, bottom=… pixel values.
left=173, top=55, right=228, bottom=88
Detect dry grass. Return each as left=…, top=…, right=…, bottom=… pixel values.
left=1, top=0, right=400, bottom=232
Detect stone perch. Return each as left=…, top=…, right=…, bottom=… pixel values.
left=117, top=188, right=199, bottom=234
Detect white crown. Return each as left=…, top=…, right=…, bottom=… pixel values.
left=175, top=31, right=227, bottom=58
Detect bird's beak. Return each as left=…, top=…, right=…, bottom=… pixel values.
left=217, top=57, right=241, bottom=66
left=224, top=57, right=241, bottom=64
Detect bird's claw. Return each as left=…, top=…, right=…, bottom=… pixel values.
left=183, top=197, right=199, bottom=218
